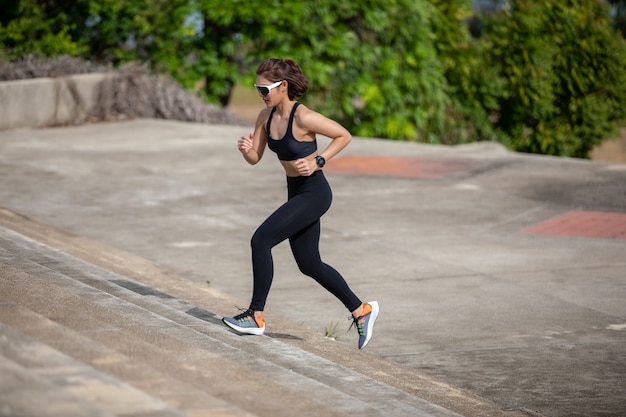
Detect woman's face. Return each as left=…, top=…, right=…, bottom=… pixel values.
left=255, top=75, right=285, bottom=106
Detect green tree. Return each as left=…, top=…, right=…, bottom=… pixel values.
left=187, top=0, right=255, bottom=106
left=230, top=0, right=456, bottom=142
left=478, top=0, right=626, bottom=157
left=0, top=0, right=82, bottom=56
left=67, top=0, right=194, bottom=76
left=2, top=0, right=624, bottom=158
left=430, top=0, right=505, bottom=144
left=1, top=1, right=196, bottom=84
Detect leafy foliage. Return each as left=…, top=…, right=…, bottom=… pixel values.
left=429, top=0, right=506, bottom=144
left=1, top=0, right=625, bottom=158
left=248, top=0, right=454, bottom=142
left=478, top=0, right=626, bottom=157
left=0, top=0, right=83, bottom=56
left=0, top=0, right=195, bottom=80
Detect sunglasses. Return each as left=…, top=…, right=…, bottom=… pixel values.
left=254, top=80, right=283, bottom=96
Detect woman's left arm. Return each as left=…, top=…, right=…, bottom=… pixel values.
left=299, top=108, right=352, bottom=162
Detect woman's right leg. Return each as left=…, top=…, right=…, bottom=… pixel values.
left=249, top=194, right=324, bottom=311
left=223, top=200, right=307, bottom=335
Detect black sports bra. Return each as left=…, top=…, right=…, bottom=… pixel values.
left=266, top=102, right=317, bottom=161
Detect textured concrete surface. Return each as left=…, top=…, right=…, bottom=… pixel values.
left=0, top=74, right=106, bottom=130
left=1, top=119, right=625, bottom=416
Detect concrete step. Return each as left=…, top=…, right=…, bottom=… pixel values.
left=0, top=225, right=462, bottom=417
left=0, top=323, right=186, bottom=417
left=0, top=235, right=261, bottom=417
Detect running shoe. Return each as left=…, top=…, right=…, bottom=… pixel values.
left=351, top=301, right=379, bottom=349
left=222, top=309, right=265, bottom=335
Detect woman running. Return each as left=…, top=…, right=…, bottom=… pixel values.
left=222, top=58, right=378, bottom=349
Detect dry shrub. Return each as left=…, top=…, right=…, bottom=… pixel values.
left=90, top=63, right=248, bottom=126
left=0, top=55, right=111, bottom=81
left=0, top=55, right=249, bottom=126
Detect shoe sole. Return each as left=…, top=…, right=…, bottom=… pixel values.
left=359, top=301, right=379, bottom=349
left=222, top=318, right=265, bottom=335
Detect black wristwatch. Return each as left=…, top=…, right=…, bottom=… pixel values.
left=315, top=155, right=326, bottom=168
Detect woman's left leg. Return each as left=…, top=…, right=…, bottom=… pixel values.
left=289, top=217, right=362, bottom=312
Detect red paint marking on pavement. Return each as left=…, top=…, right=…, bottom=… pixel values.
left=522, top=211, right=626, bottom=239
left=325, top=156, right=478, bottom=179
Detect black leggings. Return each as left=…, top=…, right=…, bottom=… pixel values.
left=249, top=171, right=362, bottom=312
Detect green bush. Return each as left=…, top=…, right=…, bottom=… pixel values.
left=305, top=0, right=452, bottom=143
left=2, top=0, right=624, bottom=158
left=0, top=0, right=196, bottom=84
left=476, top=0, right=626, bottom=157
left=0, top=0, right=83, bottom=57
left=226, top=0, right=456, bottom=142
left=430, top=0, right=506, bottom=144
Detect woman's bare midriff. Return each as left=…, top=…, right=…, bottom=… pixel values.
left=281, top=152, right=318, bottom=177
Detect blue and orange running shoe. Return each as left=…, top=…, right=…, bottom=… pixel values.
left=222, top=309, right=265, bottom=335
left=351, top=301, right=379, bottom=349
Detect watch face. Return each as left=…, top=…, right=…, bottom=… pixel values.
left=316, top=156, right=325, bottom=167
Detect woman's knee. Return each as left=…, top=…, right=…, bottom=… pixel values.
left=250, top=230, right=265, bottom=251
left=295, top=257, right=323, bottom=277
left=251, top=227, right=277, bottom=253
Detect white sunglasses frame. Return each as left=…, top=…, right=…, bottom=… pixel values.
left=254, top=80, right=283, bottom=96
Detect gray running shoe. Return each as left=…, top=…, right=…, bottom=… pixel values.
left=351, top=301, right=379, bottom=349
left=222, top=309, right=265, bottom=335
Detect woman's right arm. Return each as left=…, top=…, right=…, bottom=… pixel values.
left=238, top=109, right=269, bottom=165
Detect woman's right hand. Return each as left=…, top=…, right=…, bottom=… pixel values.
left=238, top=132, right=254, bottom=154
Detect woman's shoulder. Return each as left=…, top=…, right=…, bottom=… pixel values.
left=254, top=106, right=274, bottom=126
left=293, top=103, right=318, bottom=123
left=294, top=103, right=332, bottom=128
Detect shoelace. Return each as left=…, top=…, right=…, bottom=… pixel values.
left=232, top=307, right=254, bottom=322
left=348, top=315, right=365, bottom=336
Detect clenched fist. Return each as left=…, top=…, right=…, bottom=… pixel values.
left=238, top=132, right=254, bottom=154
left=295, top=158, right=315, bottom=176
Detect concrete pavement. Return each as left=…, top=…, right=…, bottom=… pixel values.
left=1, top=119, right=625, bottom=416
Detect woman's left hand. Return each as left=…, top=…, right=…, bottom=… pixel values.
left=294, top=158, right=316, bottom=176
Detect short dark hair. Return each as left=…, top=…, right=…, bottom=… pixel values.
left=256, top=58, right=309, bottom=100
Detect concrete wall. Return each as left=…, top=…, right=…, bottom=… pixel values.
left=0, top=73, right=110, bottom=131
